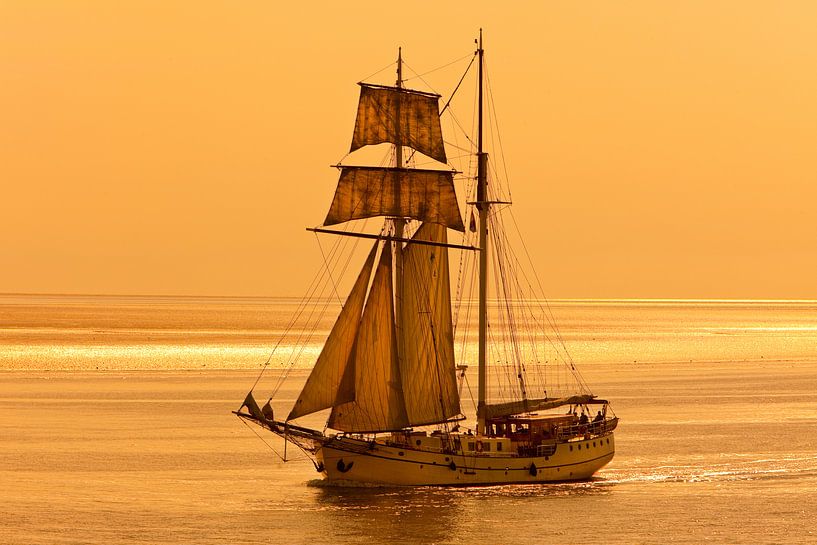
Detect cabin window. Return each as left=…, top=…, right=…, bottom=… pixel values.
left=468, top=442, right=475, bottom=451
left=483, top=443, right=491, bottom=452
left=496, top=442, right=503, bottom=452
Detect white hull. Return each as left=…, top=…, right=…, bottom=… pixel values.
left=315, top=432, right=615, bottom=486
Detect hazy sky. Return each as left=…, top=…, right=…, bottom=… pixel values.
left=2, top=1, right=815, bottom=298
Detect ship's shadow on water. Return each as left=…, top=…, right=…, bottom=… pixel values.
left=308, top=477, right=613, bottom=498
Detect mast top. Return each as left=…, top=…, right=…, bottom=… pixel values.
left=396, top=47, right=403, bottom=89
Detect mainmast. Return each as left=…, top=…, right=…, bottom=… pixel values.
left=476, top=30, right=489, bottom=435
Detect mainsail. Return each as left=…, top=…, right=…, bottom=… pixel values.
left=351, top=84, right=447, bottom=163
left=399, top=222, right=460, bottom=425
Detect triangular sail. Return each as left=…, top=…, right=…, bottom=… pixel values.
left=287, top=243, right=378, bottom=421
left=328, top=245, right=409, bottom=433
left=351, top=84, right=447, bottom=163
left=399, top=222, right=461, bottom=426
left=324, top=166, right=465, bottom=232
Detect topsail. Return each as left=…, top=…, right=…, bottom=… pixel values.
left=351, top=84, right=447, bottom=163
left=323, top=166, right=465, bottom=232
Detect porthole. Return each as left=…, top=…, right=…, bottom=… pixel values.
left=593, top=442, right=596, bottom=447
left=606, top=438, right=610, bottom=444
left=578, top=444, right=581, bottom=450
left=416, top=440, right=421, bottom=446
left=398, top=451, right=405, bottom=456
left=569, top=445, right=573, bottom=451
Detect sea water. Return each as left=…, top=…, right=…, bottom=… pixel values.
left=1, top=294, right=815, bottom=544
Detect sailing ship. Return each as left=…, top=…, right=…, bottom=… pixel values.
left=236, top=32, right=617, bottom=486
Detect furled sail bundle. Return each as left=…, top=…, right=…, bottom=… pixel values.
left=483, top=394, right=596, bottom=420
left=351, top=84, right=447, bottom=163
left=323, top=166, right=465, bottom=232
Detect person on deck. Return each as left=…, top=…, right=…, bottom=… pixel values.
left=579, top=412, right=589, bottom=425
left=593, top=411, right=603, bottom=422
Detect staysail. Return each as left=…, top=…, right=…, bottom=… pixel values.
left=286, top=243, right=378, bottom=421
left=351, top=84, right=447, bottom=163
left=323, top=167, right=465, bottom=232
left=328, top=246, right=409, bottom=432
left=399, top=222, right=460, bottom=425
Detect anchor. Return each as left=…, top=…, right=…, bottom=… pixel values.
left=336, top=458, right=354, bottom=473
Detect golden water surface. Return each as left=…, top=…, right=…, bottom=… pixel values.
left=1, top=295, right=815, bottom=544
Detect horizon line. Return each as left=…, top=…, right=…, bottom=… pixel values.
left=1, top=292, right=816, bottom=304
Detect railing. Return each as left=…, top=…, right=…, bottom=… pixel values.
left=555, top=417, right=619, bottom=441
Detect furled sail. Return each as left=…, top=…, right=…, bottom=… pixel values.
left=287, top=243, right=378, bottom=421
left=328, top=245, right=409, bottom=433
left=399, top=222, right=461, bottom=426
left=351, top=84, right=447, bottom=163
left=324, top=166, right=465, bottom=232
left=483, top=394, right=596, bottom=420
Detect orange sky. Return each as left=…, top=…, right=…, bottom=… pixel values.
left=2, top=2, right=815, bottom=298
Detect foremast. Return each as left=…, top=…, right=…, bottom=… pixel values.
left=284, top=47, right=465, bottom=435
left=393, top=47, right=405, bottom=354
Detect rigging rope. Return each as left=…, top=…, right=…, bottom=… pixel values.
left=357, top=59, right=400, bottom=86
left=402, top=52, right=474, bottom=82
